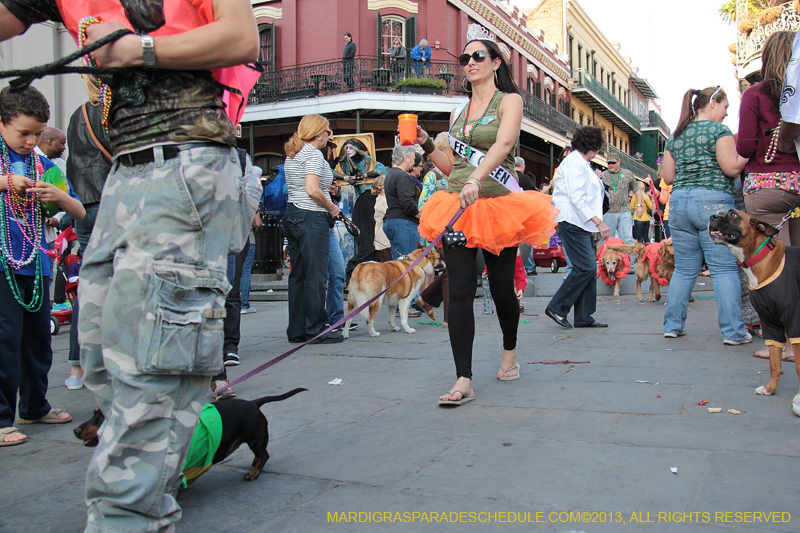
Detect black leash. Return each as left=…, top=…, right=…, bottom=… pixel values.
left=775, top=194, right=800, bottom=231
left=0, top=29, right=134, bottom=92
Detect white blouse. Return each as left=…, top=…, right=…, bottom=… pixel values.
left=551, top=150, right=604, bottom=233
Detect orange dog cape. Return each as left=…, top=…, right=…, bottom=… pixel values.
left=644, top=242, right=670, bottom=286
left=56, top=0, right=260, bottom=126
left=596, top=237, right=630, bottom=286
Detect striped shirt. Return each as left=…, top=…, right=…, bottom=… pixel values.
left=285, top=143, right=333, bottom=212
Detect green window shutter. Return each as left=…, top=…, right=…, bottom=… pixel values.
left=405, top=15, right=416, bottom=51
left=376, top=13, right=382, bottom=59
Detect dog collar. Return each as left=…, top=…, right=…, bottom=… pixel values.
left=738, top=237, right=775, bottom=269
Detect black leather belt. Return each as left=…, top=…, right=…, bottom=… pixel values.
left=118, top=145, right=181, bottom=167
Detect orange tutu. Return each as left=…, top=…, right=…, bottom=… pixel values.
left=418, top=190, right=560, bottom=256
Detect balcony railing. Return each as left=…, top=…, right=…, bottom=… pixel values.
left=736, top=1, right=800, bottom=74
left=606, top=145, right=657, bottom=179
left=641, top=110, right=671, bottom=137
left=247, top=56, right=581, bottom=142
left=248, top=56, right=465, bottom=103
left=571, top=69, right=641, bottom=133
left=520, top=89, right=579, bottom=137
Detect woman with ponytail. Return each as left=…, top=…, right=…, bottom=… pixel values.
left=283, top=114, right=344, bottom=344
left=662, top=86, right=750, bottom=344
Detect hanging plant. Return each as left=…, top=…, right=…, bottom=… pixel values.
left=738, top=18, right=755, bottom=33
left=757, top=4, right=784, bottom=23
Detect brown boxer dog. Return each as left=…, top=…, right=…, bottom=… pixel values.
left=709, top=209, right=800, bottom=416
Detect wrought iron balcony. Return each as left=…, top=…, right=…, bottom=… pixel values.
left=248, top=56, right=464, bottom=103
left=247, top=56, right=580, bottom=142
left=606, top=145, right=657, bottom=180
left=520, top=89, right=579, bottom=137
left=571, top=69, right=641, bottom=135
left=736, top=1, right=800, bottom=76
left=641, top=110, right=671, bottom=138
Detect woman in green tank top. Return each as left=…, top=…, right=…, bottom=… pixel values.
left=413, top=24, right=558, bottom=407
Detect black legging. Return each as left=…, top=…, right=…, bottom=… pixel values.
left=446, top=245, right=519, bottom=379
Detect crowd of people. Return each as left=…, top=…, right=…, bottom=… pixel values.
left=1, top=2, right=800, bottom=530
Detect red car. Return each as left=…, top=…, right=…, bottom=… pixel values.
left=532, top=246, right=568, bottom=273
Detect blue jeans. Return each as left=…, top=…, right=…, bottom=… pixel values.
left=547, top=221, right=598, bottom=324
left=383, top=218, right=420, bottom=260
left=283, top=205, right=332, bottom=341
left=663, top=188, right=746, bottom=340
left=518, top=243, right=536, bottom=271
left=0, top=274, right=52, bottom=427
left=603, top=210, right=634, bottom=245
left=327, top=228, right=346, bottom=325
left=240, top=233, right=256, bottom=309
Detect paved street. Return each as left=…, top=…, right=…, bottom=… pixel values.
left=1, top=272, right=796, bottom=533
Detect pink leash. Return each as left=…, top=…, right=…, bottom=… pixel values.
left=209, top=206, right=466, bottom=396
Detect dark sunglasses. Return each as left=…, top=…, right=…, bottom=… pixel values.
left=458, top=49, right=488, bottom=66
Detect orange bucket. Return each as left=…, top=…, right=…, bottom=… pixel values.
left=398, top=113, right=418, bottom=146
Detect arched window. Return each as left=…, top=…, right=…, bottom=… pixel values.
left=380, top=16, right=405, bottom=57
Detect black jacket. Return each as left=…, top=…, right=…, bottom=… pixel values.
left=345, top=192, right=379, bottom=283
left=384, top=167, right=419, bottom=224
left=66, top=103, right=112, bottom=205
left=342, top=41, right=356, bottom=61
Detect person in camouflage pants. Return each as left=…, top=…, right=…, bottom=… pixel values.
left=0, top=0, right=260, bottom=530
left=78, top=146, right=248, bottom=531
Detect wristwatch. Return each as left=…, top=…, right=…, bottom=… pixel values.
left=637, top=203, right=642, bottom=207
left=141, top=34, right=156, bottom=69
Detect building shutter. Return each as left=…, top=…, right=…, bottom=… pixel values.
left=405, top=15, right=416, bottom=51
left=376, top=13, right=382, bottom=59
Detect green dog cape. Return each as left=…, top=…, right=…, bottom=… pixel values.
left=181, top=403, right=223, bottom=487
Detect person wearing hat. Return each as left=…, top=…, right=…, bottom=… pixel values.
left=600, top=156, right=643, bottom=245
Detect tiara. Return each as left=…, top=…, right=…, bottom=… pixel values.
left=466, top=23, right=496, bottom=44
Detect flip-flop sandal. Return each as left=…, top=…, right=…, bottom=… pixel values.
left=0, top=427, right=27, bottom=447
left=416, top=297, right=437, bottom=320
left=497, top=363, right=520, bottom=381
left=17, top=408, right=72, bottom=425
left=438, top=390, right=475, bottom=406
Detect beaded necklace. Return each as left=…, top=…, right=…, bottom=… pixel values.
left=461, top=88, right=499, bottom=159
left=0, top=139, right=46, bottom=311
left=79, top=17, right=112, bottom=132
left=764, top=119, right=782, bottom=164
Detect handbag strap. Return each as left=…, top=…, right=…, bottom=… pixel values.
left=82, top=103, right=113, bottom=162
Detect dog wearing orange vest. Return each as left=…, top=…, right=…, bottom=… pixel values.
left=607, top=240, right=674, bottom=302
left=597, top=237, right=630, bottom=297
left=343, top=247, right=442, bottom=338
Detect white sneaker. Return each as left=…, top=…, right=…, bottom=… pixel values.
left=223, top=353, right=240, bottom=366
left=65, top=376, right=83, bottom=390
left=664, top=330, right=686, bottom=338
left=240, top=307, right=257, bottom=315
left=723, top=332, right=753, bottom=346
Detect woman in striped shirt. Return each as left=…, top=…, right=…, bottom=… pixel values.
left=283, top=114, right=344, bottom=344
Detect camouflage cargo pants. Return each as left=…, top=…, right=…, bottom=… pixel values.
left=78, top=144, right=248, bottom=533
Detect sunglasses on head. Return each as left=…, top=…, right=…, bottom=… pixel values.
left=458, top=49, right=488, bottom=66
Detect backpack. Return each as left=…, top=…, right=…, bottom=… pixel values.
left=262, top=164, right=288, bottom=219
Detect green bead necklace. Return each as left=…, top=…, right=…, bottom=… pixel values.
left=0, top=200, right=44, bottom=312
left=462, top=88, right=499, bottom=159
